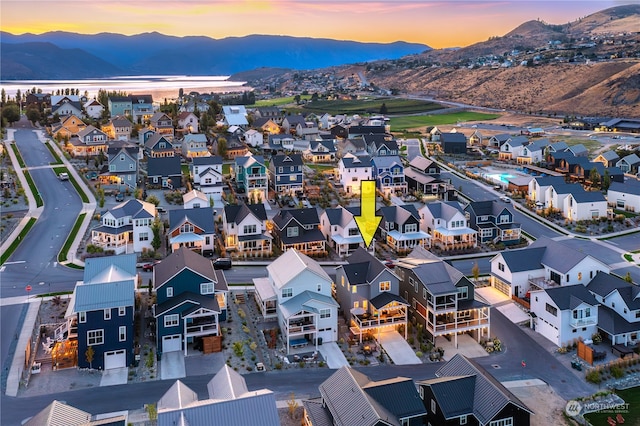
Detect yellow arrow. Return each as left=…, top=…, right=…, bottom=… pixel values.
left=354, top=180, right=382, bottom=248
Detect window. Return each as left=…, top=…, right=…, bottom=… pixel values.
left=379, top=281, right=390, bottom=292
left=499, top=214, right=510, bottom=224
left=164, top=314, right=179, bottom=327
left=566, top=274, right=570, bottom=282
left=460, top=415, right=468, bottom=425
left=79, top=311, right=86, bottom=323
left=180, top=223, right=194, bottom=233
left=578, top=272, right=582, bottom=281
left=279, top=167, right=283, bottom=173
left=423, top=288, right=427, bottom=300
left=119, top=306, right=126, bottom=316
left=167, top=287, right=173, bottom=297
left=287, top=227, right=299, bottom=237
left=348, top=228, right=359, bottom=236
left=87, top=329, right=104, bottom=345
left=243, top=224, right=257, bottom=234
left=341, top=276, right=345, bottom=287
left=405, top=223, right=417, bottom=233
left=119, top=326, right=126, bottom=342
left=546, top=303, right=558, bottom=317
left=419, top=386, right=424, bottom=399
left=458, top=286, right=468, bottom=300
left=489, top=418, right=513, bottom=426
left=317, top=284, right=322, bottom=292
left=104, top=309, right=111, bottom=320
left=200, top=282, right=215, bottom=295
left=282, top=288, right=293, bottom=298
left=320, top=309, right=330, bottom=319
left=352, top=285, right=357, bottom=294
left=498, top=262, right=505, bottom=272
left=431, top=399, right=436, bottom=414
left=139, top=232, right=149, bottom=241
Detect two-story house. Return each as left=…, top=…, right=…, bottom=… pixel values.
left=191, top=155, right=224, bottom=202
left=168, top=207, right=216, bottom=255
left=517, top=138, right=548, bottom=164
left=527, top=176, right=566, bottom=205
left=498, top=135, right=528, bottom=160
left=67, top=254, right=137, bottom=370
left=147, top=156, right=183, bottom=189
left=377, top=204, right=431, bottom=254
left=607, top=179, right=640, bottom=213
left=181, top=134, right=210, bottom=159
left=252, top=117, right=281, bottom=135
left=594, top=151, right=620, bottom=168
left=563, top=190, right=608, bottom=222
left=616, top=154, right=640, bottom=175
left=144, top=134, right=175, bottom=158
left=319, top=206, right=364, bottom=257
left=177, top=111, right=199, bottom=134
left=149, top=112, right=174, bottom=139
left=100, top=145, right=138, bottom=191
left=91, top=199, right=156, bottom=254
left=463, top=200, right=521, bottom=245
left=67, top=126, right=109, bottom=157
left=371, top=155, right=407, bottom=196
left=222, top=203, right=272, bottom=257
left=130, top=95, right=155, bottom=123
left=101, top=115, right=132, bottom=141
left=108, top=96, right=132, bottom=117
left=364, top=134, right=398, bottom=157
left=404, top=156, right=456, bottom=201
left=271, top=208, right=326, bottom=256
left=235, top=153, right=269, bottom=203
left=154, top=247, right=228, bottom=356
left=530, top=284, right=599, bottom=347
left=183, top=189, right=209, bottom=209
left=83, top=99, right=104, bottom=119
left=222, top=105, right=249, bottom=127
left=281, top=115, right=306, bottom=135
left=338, top=153, right=372, bottom=194
left=396, top=247, right=490, bottom=346
left=243, top=129, right=264, bottom=147
left=487, top=133, right=511, bottom=149
left=335, top=248, right=408, bottom=344
left=304, top=140, right=337, bottom=163
left=50, top=114, right=86, bottom=140
left=420, top=201, right=477, bottom=251
left=440, top=132, right=467, bottom=154
left=490, top=237, right=610, bottom=299
left=252, top=249, right=338, bottom=352
left=269, top=154, right=304, bottom=195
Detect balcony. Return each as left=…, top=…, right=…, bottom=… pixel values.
left=352, top=309, right=407, bottom=330
left=528, top=276, right=560, bottom=290
left=286, top=322, right=316, bottom=336
left=570, top=317, right=597, bottom=328
left=432, top=313, right=490, bottom=333
left=186, top=322, right=219, bottom=336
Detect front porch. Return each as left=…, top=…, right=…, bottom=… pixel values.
left=169, top=233, right=205, bottom=253
left=253, top=277, right=278, bottom=320
left=431, top=227, right=477, bottom=251
left=91, top=227, right=133, bottom=254
left=384, top=230, right=430, bottom=254
left=282, top=240, right=326, bottom=256
left=330, top=234, right=363, bottom=258
left=237, top=233, right=272, bottom=257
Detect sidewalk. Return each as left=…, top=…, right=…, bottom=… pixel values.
left=5, top=297, right=41, bottom=397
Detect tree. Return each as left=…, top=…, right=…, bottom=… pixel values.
left=602, top=169, right=611, bottom=191
left=2, top=104, right=20, bottom=125
left=145, top=194, right=160, bottom=206
left=146, top=403, right=158, bottom=422
left=85, top=345, right=95, bottom=369
left=624, top=272, right=633, bottom=283
left=379, top=102, right=388, bottom=114
left=151, top=217, right=163, bottom=251
left=471, top=261, right=480, bottom=283
left=293, top=94, right=301, bottom=104
left=287, top=392, right=299, bottom=420
left=589, top=167, right=601, bottom=188
left=1, top=88, right=5, bottom=105
left=217, top=137, right=228, bottom=158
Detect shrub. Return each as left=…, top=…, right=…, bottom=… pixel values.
left=586, top=370, right=601, bottom=384
left=274, top=363, right=283, bottom=370
left=610, top=365, right=625, bottom=379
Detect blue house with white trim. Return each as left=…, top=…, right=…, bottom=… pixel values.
left=371, top=155, right=407, bottom=196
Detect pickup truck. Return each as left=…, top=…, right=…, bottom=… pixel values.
left=58, top=172, right=69, bottom=181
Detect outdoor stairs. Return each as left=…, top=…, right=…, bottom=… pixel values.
left=235, top=293, right=246, bottom=304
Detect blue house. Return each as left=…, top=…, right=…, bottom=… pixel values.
left=67, top=254, right=137, bottom=370
left=108, top=96, right=133, bottom=118
left=464, top=200, right=521, bottom=245
left=130, top=94, right=155, bottom=123
left=153, top=247, right=228, bottom=356
left=101, top=145, right=139, bottom=191
left=371, top=155, right=407, bottom=195
left=269, top=154, right=304, bottom=195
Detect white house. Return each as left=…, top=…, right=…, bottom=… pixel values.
left=607, top=181, right=640, bottom=213
left=527, top=176, right=565, bottom=205
left=498, top=136, right=528, bottom=161
left=91, top=200, right=156, bottom=254
left=182, top=189, right=209, bottom=209
left=83, top=99, right=104, bottom=119
left=490, top=237, right=610, bottom=298
left=338, top=153, right=372, bottom=194
left=244, top=129, right=263, bottom=147
left=530, top=284, right=599, bottom=347
left=545, top=182, right=583, bottom=210
left=252, top=249, right=338, bottom=353
left=177, top=111, right=199, bottom=133
left=181, top=134, right=209, bottom=159
left=319, top=206, right=364, bottom=257
left=222, top=203, right=272, bottom=257
left=419, top=201, right=477, bottom=251
left=191, top=156, right=224, bottom=202
left=563, top=191, right=607, bottom=222
left=517, top=139, right=548, bottom=164
left=222, top=105, right=248, bottom=127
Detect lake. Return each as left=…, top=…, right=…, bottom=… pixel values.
left=0, top=75, right=249, bottom=101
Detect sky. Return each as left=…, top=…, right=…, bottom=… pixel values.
left=0, top=1, right=629, bottom=49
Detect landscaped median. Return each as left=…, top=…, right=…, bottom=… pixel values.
left=52, top=166, right=90, bottom=203
left=58, top=212, right=86, bottom=265
left=44, top=141, right=63, bottom=164
left=10, top=142, right=43, bottom=207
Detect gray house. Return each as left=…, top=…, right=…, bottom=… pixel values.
left=102, top=146, right=139, bottom=191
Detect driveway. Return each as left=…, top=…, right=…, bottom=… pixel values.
left=317, top=342, right=349, bottom=369
left=377, top=330, right=422, bottom=365
left=160, top=351, right=186, bottom=380
left=435, top=334, right=488, bottom=361
left=100, top=367, right=128, bottom=386
left=476, top=287, right=510, bottom=305
left=496, top=303, right=531, bottom=325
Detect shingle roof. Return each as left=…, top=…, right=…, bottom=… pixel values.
left=341, top=153, right=372, bottom=168
left=568, top=144, right=588, bottom=154
left=192, top=155, right=222, bottom=166
left=596, top=305, right=640, bottom=336
left=154, top=291, right=220, bottom=317
left=323, top=206, right=359, bottom=227
left=272, top=208, right=320, bottom=229
left=271, top=153, right=303, bottom=168
left=154, top=247, right=218, bottom=288
left=223, top=203, right=267, bottom=224
left=147, top=156, right=182, bottom=177
left=544, top=284, right=599, bottom=310
left=169, top=207, right=215, bottom=234
left=279, top=290, right=339, bottom=318
left=344, top=247, right=386, bottom=282
left=587, top=271, right=640, bottom=309
left=497, top=247, right=546, bottom=273
left=408, top=156, right=436, bottom=172
left=378, top=204, right=420, bottom=225
left=371, top=155, right=403, bottom=169
left=235, top=153, right=265, bottom=168
left=620, top=153, right=640, bottom=165
left=530, top=237, right=595, bottom=274
left=266, top=249, right=331, bottom=290
left=423, top=201, right=464, bottom=222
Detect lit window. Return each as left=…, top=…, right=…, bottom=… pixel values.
left=379, top=281, right=390, bottom=292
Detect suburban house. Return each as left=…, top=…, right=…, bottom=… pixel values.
left=69, top=125, right=110, bottom=157
left=607, top=180, right=640, bottom=213
left=616, top=154, right=640, bottom=174
left=304, top=366, right=427, bottom=426
left=405, top=156, right=456, bottom=201
left=153, top=247, right=228, bottom=356
left=253, top=106, right=281, bottom=123
left=463, top=200, right=521, bottom=245
left=269, top=153, right=304, bottom=195
left=222, top=105, right=249, bottom=127
left=335, top=248, right=408, bottom=344
left=489, top=237, right=610, bottom=299
left=396, top=247, right=490, bottom=346
left=469, top=129, right=483, bottom=146
left=527, top=175, right=566, bottom=205
left=364, top=134, right=399, bottom=157
left=348, top=125, right=386, bottom=139
left=102, top=115, right=132, bottom=141
left=23, top=400, right=125, bottom=426
left=319, top=206, right=364, bottom=257
left=517, top=139, right=548, bottom=164
left=440, top=132, right=467, bottom=154
left=567, top=143, right=588, bottom=157
left=243, top=129, right=263, bottom=147
left=530, top=284, right=599, bottom=347
left=281, top=114, right=306, bottom=134
left=371, top=155, right=407, bottom=195
left=252, top=118, right=280, bottom=135
left=168, top=207, right=216, bottom=255
left=52, top=98, right=83, bottom=117
left=108, top=96, right=132, bottom=118
left=252, top=249, right=338, bottom=352
left=83, top=99, right=104, bottom=119
left=144, top=134, right=175, bottom=158
left=222, top=203, right=272, bottom=257
left=157, top=365, right=279, bottom=426
left=563, top=190, right=608, bottom=221
left=304, top=140, right=337, bottom=163
left=177, top=111, right=199, bottom=134
left=181, top=134, right=210, bottom=159
left=50, top=114, right=87, bottom=140
left=182, top=189, right=209, bottom=209
left=234, top=153, right=269, bottom=203
left=69, top=254, right=136, bottom=370
left=594, top=150, right=620, bottom=168
left=587, top=271, right=640, bottom=347
left=338, top=153, right=373, bottom=194
left=266, top=134, right=295, bottom=154
left=418, top=354, right=532, bottom=426
left=544, top=182, right=583, bottom=211
left=130, top=95, right=155, bottom=123
left=487, top=133, right=511, bottom=149
left=149, top=112, right=175, bottom=139
left=91, top=199, right=156, bottom=255
left=138, top=128, right=156, bottom=146
left=191, top=155, right=224, bottom=202
left=419, top=201, right=477, bottom=251
left=377, top=204, right=431, bottom=254
left=271, top=208, right=326, bottom=256
left=100, top=146, right=138, bottom=191
left=147, top=156, right=183, bottom=189
left=336, top=138, right=367, bottom=157
left=498, top=135, right=528, bottom=160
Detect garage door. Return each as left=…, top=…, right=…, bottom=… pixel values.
left=535, top=318, right=559, bottom=346
left=104, top=349, right=126, bottom=369
left=493, top=278, right=511, bottom=296
left=163, top=334, right=182, bottom=353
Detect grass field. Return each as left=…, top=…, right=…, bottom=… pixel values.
left=254, top=95, right=311, bottom=107
left=556, top=137, right=601, bottom=154
left=302, top=98, right=442, bottom=115
left=389, top=111, right=501, bottom=132
left=584, top=388, right=640, bottom=426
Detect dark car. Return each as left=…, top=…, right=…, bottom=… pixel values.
left=115, top=192, right=125, bottom=202
left=142, top=260, right=160, bottom=272
left=213, top=258, right=232, bottom=270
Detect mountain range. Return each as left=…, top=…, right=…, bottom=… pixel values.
left=0, top=32, right=430, bottom=79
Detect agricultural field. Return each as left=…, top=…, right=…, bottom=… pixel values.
left=389, top=111, right=501, bottom=132
left=254, top=95, right=311, bottom=107
left=301, top=98, right=443, bottom=115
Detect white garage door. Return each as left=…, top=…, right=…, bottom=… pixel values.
left=535, top=318, right=559, bottom=346
left=104, top=349, right=126, bottom=369
left=163, top=334, right=182, bottom=353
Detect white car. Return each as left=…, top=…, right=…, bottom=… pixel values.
left=500, top=196, right=511, bottom=203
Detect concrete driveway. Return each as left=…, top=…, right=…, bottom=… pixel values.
left=318, top=342, right=349, bottom=369
left=475, top=287, right=510, bottom=305
left=496, top=303, right=531, bottom=325
left=100, top=367, right=128, bottom=386
left=160, top=351, right=186, bottom=380
left=435, top=334, right=489, bottom=361
left=378, top=330, right=422, bottom=365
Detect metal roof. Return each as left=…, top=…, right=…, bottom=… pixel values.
left=84, top=254, right=137, bottom=284
left=24, top=400, right=92, bottom=426
left=279, top=290, right=339, bottom=319
left=302, top=398, right=333, bottom=426
left=207, top=364, right=248, bottom=400
left=370, top=292, right=408, bottom=310
left=266, top=249, right=331, bottom=290
left=498, top=247, right=546, bottom=273
left=74, top=280, right=135, bottom=312
left=420, top=375, right=476, bottom=419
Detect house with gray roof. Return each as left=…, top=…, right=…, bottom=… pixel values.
left=587, top=271, right=640, bottom=347
left=180, top=133, right=209, bottom=159
left=91, top=199, right=156, bottom=254
left=157, top=365, right=279, bottom=426
left=527, top=175, right=566, bottom=205
left=616, top=153, right=640, bottom=174
left=62, top=254, right=137, bottom=370
left=319, top=206, right=364, bottom=257
left=23, top=400, right=126, bottom=426
left=377, top=204, right=431, bottom=254
left=364, top=134, right=399, bottom=157
left=147, top=155, right=183, bottom=189
left=144, top=133, right=175, bottom=158
left=149, top=112, right=174, bottom=139
left=567, top=143, right=588, bottom=157
left=338, top=153, right=373, bottom=194
left=420, top=201, right=477, bottom=251
left=594, top=150, right=620, bottom=167
left=440, top=132, right=467, bottom=154
left=269, top=153, right=304, bottom=195
left=517, top=138, right=549, bottom=164
left=222, top=203, right=272, bottom=257
left=304, top=140, right=337, bottom=163
left=418, top=354, right=532, bottom=426
left=191, top=155, right=224, bottom=201
left=607, top=179, right=640, bottom=213
left=563, top=189, right=607, bottom=221
left=272, top=208, right=326, bottom=256
left=498, top=135, right=527, bottom=160
left=168, top=207, right=216, bottom=255
left=530, top=284, right=600, bottom=347
left=487, top=133, right=511, bottom=148
left=305, top=366, right=427, bottom=426
left=464, top=200, right=521, bottom=245
left=372, top=155, right=407, bottom=195
left=490, top=237, right=610, bottom=298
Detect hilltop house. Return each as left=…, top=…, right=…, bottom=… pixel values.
left=419, top=201, right=477, bottom=251
left=338, top=153, right=373, bottom=194
left=269, top=154, right=304, bottom=195
left=271, top=208, right=326, bottom=256
left=168, top=207, right=216, bottom=255
left=91, top=199, right=156, bottom=255
left=235, top=153, right=269, bottom=203
left=463, top=200, right=521, bottom=245
left=222, top=203, right=272, bottom=257
left=319, top=206, right=364, bottom=257
left=377, top=204, right=431, bottom=254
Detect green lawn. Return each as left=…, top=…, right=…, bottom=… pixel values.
left=23, top=170, right=43, bottom=207
left=303, top=97, right=442, bottom=115
left=181, top=164, right=190, bottom=179
left=10, top=143, right=26, bottom=168
left=254, top=95, right=312, bottom=106
left=222, top=163, right=231, bottom=176
left=58, top=213, right=86, bottom=263
left=389, top=111, right=501, bottom=132
left=584, top=388, right=640, bottom=426
left=0, top=217, right=36, bottom=265
left=307, top=164, right=335, bottom=172
left=44, top=142, right=63, bottom=164
left=556, top=137, right=601, bottom=154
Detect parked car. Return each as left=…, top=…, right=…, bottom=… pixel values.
left=384, top=259, right=396, bottom=269
left=142, top=260, right=161, bottom=272
left=115, top=192, right=125, bottom=202
left=500, top=196, right=511, bottom=203
left=213, top=258, right=232, bottom=270
left=85, top=171, right=98, bottom=180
